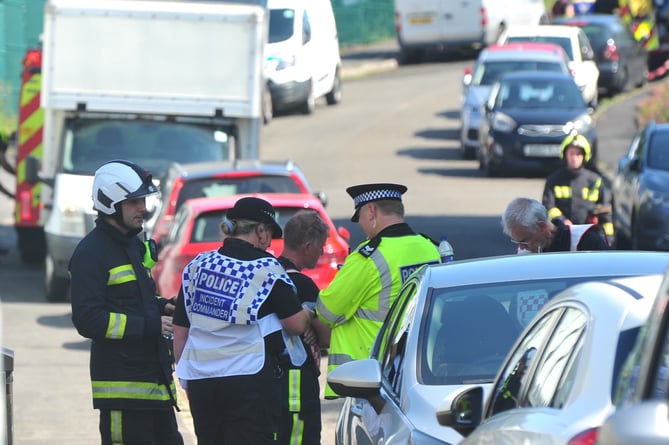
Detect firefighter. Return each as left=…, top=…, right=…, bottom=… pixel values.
left=277, top=211, right=332, bottom=445
left=172, top=196, right=312, bottom=445
left=542, top=133, right=615, bottom=243
left=315, top=183, right=441, bottom=399
left=69, top=160, right=183, bottom=445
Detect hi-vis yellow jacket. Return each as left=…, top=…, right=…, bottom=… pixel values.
left=315, top=223, right=440, bottom=398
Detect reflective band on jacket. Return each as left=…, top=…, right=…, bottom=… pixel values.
left=108, top=264, right=136, bottom=285
left=105, top=312, right=127, bottom=339
left=110, top=410, right=122, bottom=443
left=92, top=380, right=175, bottom=401
left=288, top=369, right=301, bottom=412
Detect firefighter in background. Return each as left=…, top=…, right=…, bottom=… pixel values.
left=620, top=0, right=660, bottom=52
left=542, top=133, right=614, bottom=244
left=315, top=183, right=441, bottom=399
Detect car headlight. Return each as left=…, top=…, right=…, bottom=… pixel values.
left=275, top=55, right=297, bottom=71
left=565, top=114, right=593, bottom=134
left=491, top=112, right=516, bottom=133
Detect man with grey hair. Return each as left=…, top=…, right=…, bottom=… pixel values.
left=501, top=197, right=609, bottom=253
left=277, top=210, right=331, bottom=445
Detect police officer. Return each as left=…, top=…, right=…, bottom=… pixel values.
left=315, top=183, right=441, bottom=399
left=502, top=197, right=610, bottom=253
left=172, top=196, right=312, bottom=445
left=277, top=211, right=331, bottom=445
left=542, top=133, right=614, bottom=243
left=69, top=160, right=183, bottom=445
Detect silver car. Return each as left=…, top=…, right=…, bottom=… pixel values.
left=459, top=42, right=571, bottom=159
left=328, top=251, right=669, bottom=445
left=437, top=274, right=663, bottom=444
left=597, top=267, right=669, bottom=444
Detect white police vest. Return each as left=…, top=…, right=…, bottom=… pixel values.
left=176, top=250, right=304, bottom=379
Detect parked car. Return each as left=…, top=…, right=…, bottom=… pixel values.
left=597, top=267, right=669, bottom=444
left=460, top=42, right=571, bottom=159
left=478, top=70, right=596, bottom=176
left=612, top=121, right=669, bottom=250
left=552, top=14, right=648, bottom=95
left=152, top=193, right=349, bottom=298
left=498, top=24, right=600, bottom=107
left=437, top=274, right=663, bottom=445
left=326, top=251, right=669, bottom=445
left=147, top=159, right=326, bottom=247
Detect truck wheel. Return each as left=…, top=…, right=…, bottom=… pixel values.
left=326, top=69, right=342, bottom=105
left=45, top=253, right=69, bottom=302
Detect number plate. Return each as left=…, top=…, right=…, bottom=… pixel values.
left=408, top=15, right=434, bottom=24
left=523, top=144, right=561, bottom=157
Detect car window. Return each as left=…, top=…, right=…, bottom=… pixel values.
left=648, top=131, right=669, bottom=171
left=488, top=308, right=561, bottom=416
left=526, top=307, right=587, bottom=408
left=176, top=176, right=303, bottom=210
left=167, top=205, right=192, bottom=245
left=649, top=306, right=669, bottom=399
left=376, top=280, right=419, bottom=397
left=474, top=60, right=565, bottom=86
left=498, top=78, right=584, bottom=109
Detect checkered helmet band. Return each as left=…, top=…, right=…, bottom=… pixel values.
left=354, top=189, right=403, bottom=208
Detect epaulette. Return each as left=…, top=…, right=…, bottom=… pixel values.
left=357, top=236, right=381, bottom=258
left=419, top=232, right=438, bottom=247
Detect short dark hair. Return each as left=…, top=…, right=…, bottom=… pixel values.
left=283, top=211, right=328, bottom=250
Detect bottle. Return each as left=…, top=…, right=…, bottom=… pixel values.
left=438, top=236, right=454, bottom=263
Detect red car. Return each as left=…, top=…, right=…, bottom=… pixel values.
left=152, top=193, right=350, bottom=298
left=147, top=160, right=327, bottom=247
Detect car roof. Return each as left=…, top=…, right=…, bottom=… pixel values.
left=552, top=13, right=622, bottom=26
left=480, top=47, right=568, bottom=63
left=415, top=252, right=669, bottom=289
left=163, top=159, right=306, bottom=180
left=182, top=192, right=326, bottom=214
left=503, top=24, right=583, bottom=37
left=486, top=42, right=567, bottom=56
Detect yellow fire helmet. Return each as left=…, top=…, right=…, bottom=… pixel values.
left=560, top=133, right=592, bottom=162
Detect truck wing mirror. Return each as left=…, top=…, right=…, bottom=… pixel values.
left=26, top=155, right=54, bottom=187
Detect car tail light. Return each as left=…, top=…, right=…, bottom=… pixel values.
left=603, top=42, right=620, bottom=61
left=395, top=11, right=401, bottom=33
left=568, top=427, right=599, bottom=445
left=480, top=7, right=488, bottom=27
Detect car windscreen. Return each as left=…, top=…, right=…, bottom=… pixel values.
left=474, top=60, right=566, bottom=86
left=191, top=206, right=315, bottom=243
left=496, top=77, right=585, bottom=109
left=507, top=36, right=574, bottom=60
left=648, top=131, right=669, bottom=171
left=63, top=119, right=233, bottom=176
left=177, top=176, right=304, bottom=210
left=269, top=8, right=295, bottom=43
left=420, top=276, right=621, bottom=386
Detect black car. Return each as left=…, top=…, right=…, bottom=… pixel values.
left=612, top=121, right=669, bottom=250
left=478, top=71, right=597, bottom=177
left=552, top=14, right=648, bottom=95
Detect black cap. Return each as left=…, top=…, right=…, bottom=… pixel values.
left=227, top=197, right=283, bottom=239
left=346, top=183, right=407, bottom=222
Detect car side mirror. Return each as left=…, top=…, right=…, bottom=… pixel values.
left=436, top=386, right=484, bottom=437
left=314, top=191, right=328, bottom=207
left=326, top=359, right=386, bottom=413
left=629, top=157, right=641, bottom=171
left=463, top=67, right=473, bottom=87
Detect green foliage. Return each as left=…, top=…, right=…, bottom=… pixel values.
left=333, top=0, right=395, bottom=46
left=635, top=81, right=669, bottom=127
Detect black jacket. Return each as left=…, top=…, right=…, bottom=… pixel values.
left=545, top=219, right=610, bottom=252
left=69, top=218, right=176, bottom=410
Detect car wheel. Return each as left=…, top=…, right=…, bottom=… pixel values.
left=326, top=69, right=342, bottom=105
left=45, top=253, right=69, bottom=302
left=300, top=80, right=315, bottom=114
left=462, top=143, right=476, bottom=160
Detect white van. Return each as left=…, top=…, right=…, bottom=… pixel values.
left=394, top=0, right=549, bottom=63
left=265, top=0, right=342, bottom=114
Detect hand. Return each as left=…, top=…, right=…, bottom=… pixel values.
left=161, top=315, right=174, bottom=339
left=163, top=298, right=176, bottom=315
left=301, top=325, right=318, bottom=346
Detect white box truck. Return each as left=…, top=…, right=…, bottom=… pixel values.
left=26, top=0, right=266, bottom=301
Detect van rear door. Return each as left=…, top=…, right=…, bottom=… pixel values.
left=396, top=0, right=482, bottom=46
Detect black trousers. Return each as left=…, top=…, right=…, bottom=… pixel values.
left=278, top=363, right=321, bottom=445
left=187, top=359, right=281, bottom=445
left=99, top=407, right=183, bottom=445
